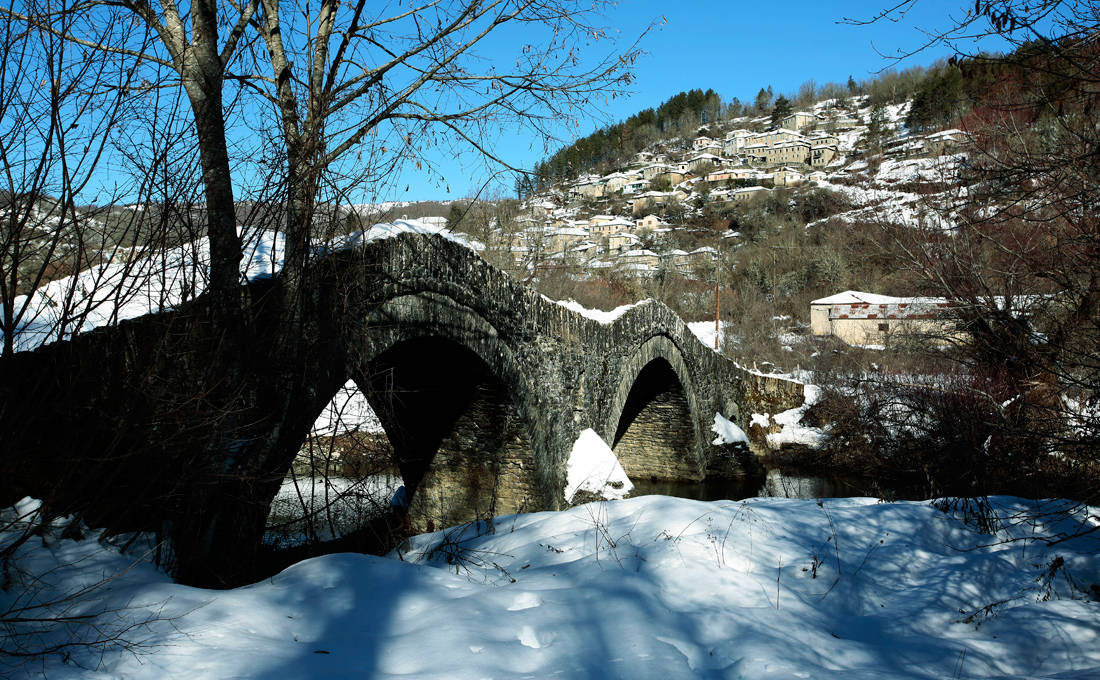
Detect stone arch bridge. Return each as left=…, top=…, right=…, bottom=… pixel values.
left=0, top=233, right=803, bottom=584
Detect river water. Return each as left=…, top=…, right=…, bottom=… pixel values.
left=630, top=467, right=926, bottom=502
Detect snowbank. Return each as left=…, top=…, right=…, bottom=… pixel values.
left=711, top=412, right=749, bottom=445
left=766, top=383, right=828, bottom=449
left=5, top=494, right=1099, bottom=679
left=564, top=429, right=633, bottom=502
left=688, top=319, right=725, bottom=351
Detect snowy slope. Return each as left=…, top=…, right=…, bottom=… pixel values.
left=10, top=219, right=477, bottom=353
left=3, top=495, right=1098, bottom=679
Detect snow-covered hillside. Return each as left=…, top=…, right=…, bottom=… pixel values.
left=9, top=219, right=475, bottom=353
left=3, top=495, right=1098, bottom=679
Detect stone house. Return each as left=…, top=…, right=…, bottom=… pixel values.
left=606, top=232, right=639, bottom=252
left=631, top=190, right=685, bottom=216
left=619, top=249, right=660, bottom=273
left=654, top=169, right=686, bottom=187
left=688, top=246, right=717, bottom=262
left=723, top=129, right=754, bottom=155
left=545, top=226, right=589, bottom=252
left=749, top=128, right=803, bottom=147
left=704, top=169, right=740, bottom=183
left=808, top=133, right=839, bottom=167
left=752, top=140, right=811, bottom=167
left=692, top=136, right=721, bottom=153
left=528, top=200, right=555, bottom=218
left=810, top=146, right=838, bottom=167
left=782, top=111, right=820, bottom=131
left=686, top=153, right=723, bottom=172
left=809, top=132, right=839, bottom=148
left=642, top=163, right=673, bottom=180
left=603, top=172, right=639, bottom=193
left=664, top=249, right=690, bottom=270
left=571, top=179, right=605, bottom=198
left=730, top=186, right=769, bottom=202
left=771, top=167, right=805, bottom=186
left=589, top=216, right=634, bottom=237
left=810, top=290, right=956, bottom=346
left=635, top=214, right=661, bottom=231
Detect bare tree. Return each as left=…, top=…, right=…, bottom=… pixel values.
left=0, top=0, right=644, bottom=584
left=0, top=5, right=138, bottom=356
left=845, top=1, right=1100, bottom=500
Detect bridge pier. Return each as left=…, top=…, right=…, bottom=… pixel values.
left=357, top=336, right=543, bottom=534
left=612, top=358, right=704, bottom=482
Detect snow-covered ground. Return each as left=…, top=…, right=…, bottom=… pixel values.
left=762, top=383, right=829, bottom=450
left=3, top=494, right=1098, bottom=679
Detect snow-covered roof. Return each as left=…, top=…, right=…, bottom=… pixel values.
left=810, top=290, right=945, bottom=305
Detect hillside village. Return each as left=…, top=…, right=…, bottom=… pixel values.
left=2, top=81, right=975, bottom=363
left=463, top=95, right=962, bottom=280
left=432, top=92, right=972, bottom=360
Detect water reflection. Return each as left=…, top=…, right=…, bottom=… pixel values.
left=629, top=467, right=920, bottom=502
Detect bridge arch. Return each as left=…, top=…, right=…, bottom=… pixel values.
left=349, top=293, right=551, bottom=532
left=605, top=334, right=707, bottom=483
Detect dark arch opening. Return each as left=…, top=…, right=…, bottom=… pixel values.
left=359, top=337, right=540, bottom=533
left=613, top=358, right=702, bottom=482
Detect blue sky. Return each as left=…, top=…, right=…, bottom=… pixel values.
left=388, top=0, right=992, bottom=203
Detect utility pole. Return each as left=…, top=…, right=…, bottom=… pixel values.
left=714, top=247, right=720, bottom=350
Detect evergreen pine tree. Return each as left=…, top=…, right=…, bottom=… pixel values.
left=770, top=96, right=793, bottom=129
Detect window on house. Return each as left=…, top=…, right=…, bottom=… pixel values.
left=878, top=323, right=889, bottom=332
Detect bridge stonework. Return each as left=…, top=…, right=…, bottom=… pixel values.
left=0, top=233, right=804, bottom=582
